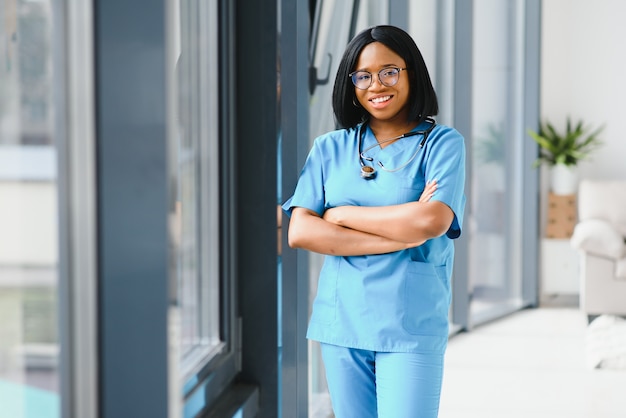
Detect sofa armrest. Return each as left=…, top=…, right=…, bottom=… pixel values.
left=571, top=219, right=626, bottom=259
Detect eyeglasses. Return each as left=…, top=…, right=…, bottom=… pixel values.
left=349, top=67, right=407, bottom=90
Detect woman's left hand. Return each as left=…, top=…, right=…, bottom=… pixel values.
left=419, top=179, right=437, bottom=202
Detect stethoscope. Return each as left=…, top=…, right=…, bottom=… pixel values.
left=358, top=117, right=436, bottom=180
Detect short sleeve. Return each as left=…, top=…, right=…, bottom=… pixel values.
left=424, top=128, right=466, bottom=239
left=281, top=137, right=326, bottom=217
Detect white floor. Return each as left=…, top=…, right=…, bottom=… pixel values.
left=439, top=307, right=626, bottom=418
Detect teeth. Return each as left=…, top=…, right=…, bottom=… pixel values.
left=371, top=95, right=391, bottom=104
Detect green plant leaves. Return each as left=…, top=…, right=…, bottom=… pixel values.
left=527, top=117, right=604, bottom=167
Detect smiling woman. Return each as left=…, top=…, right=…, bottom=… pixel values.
left=283, top=25, right=466, bottom=418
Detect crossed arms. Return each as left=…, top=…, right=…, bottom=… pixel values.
left=286, top=180, right=454, bottom=256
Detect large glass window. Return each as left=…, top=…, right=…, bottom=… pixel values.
left=468, top=0, right=526, bottom=324
left=170, top=1, right=233, bottom=415
left=173, top=0, right=221, bottom=369
left=0, top=0, right=60, bottom=416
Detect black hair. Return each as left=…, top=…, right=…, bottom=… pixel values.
left=332, top=25, right=438, bottom=129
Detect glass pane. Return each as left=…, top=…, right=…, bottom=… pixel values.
left=176, top=3, right=202, bottom=354
left=0, top=1, right=60, bottom=417
left=469, top=0, right=525, bottom=323
left=174, top=0, right=221, bottom=377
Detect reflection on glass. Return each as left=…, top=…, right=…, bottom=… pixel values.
left=174, top=0, right=221, bottom=376
left=0, top=0, right=60, bottom=417
left=176, top=44, right=202, bottom=356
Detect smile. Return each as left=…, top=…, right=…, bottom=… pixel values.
left=370, top=95, right=392, bottom=104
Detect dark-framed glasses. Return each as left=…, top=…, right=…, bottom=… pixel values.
left=349, top=67, right=407, bottom=90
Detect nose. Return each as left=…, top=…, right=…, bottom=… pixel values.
left=370, top=74, right=385, bottom=89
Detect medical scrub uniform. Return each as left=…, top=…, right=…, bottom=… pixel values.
left=282, top=119, right=466, bottom=418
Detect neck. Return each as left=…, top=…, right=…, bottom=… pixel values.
left=369, top=120, right=420, bottom=145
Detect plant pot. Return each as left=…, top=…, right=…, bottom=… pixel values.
left=550, top=163, right=578, bottom=195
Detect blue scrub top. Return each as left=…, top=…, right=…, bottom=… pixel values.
left=282, top=120, right=466, bottom=354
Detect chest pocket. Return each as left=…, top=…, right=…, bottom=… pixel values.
left=369, top=147, right=426, bottom=205
left=396, top=181, right=426, bottom=204
left=382, top=175, right=426, bottom=205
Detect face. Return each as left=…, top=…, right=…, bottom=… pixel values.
left=353, top=42, right=411, bottom=127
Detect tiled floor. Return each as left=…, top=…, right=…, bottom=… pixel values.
left=439, top=307, right=626, bottom=418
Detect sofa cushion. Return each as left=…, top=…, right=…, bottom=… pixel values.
left=578, top=180, right=626, bottom=236
left=571, top=219, right=626, bottom=259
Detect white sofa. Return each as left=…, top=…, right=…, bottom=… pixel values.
left=570, top=180, right=626, bottom=317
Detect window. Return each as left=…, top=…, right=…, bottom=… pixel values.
left=174, top=0, right=222, bottom=370
left=169, top=1, right=237, bottom=415
left=0, top=1, right=60, bottom=417
left=468, top=0, right=528, bottom=324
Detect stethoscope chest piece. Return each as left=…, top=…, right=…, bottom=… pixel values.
left=360, top=165, right=377, bottom=180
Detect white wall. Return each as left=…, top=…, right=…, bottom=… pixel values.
left=0, top=146, right=57, bottom=266
left=542, top=0, right=626, bottom=181
left=0, top=182, right=58, bottom=265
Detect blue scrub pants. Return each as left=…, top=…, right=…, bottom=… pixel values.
left=320, top=343, right=444, bottom=418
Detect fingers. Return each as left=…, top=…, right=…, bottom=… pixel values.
left=419, top=179, right=437, bottom=202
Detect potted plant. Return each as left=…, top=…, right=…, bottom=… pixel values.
left=528, top=117, right=604, bottom=195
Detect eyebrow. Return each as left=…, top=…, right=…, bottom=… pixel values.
left=354, top=63, right=401, bottom=72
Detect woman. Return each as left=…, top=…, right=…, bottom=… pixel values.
left=282, top=25, right=465, bottom=418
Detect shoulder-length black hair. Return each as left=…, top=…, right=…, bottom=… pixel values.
left=332, top=25, right=438, bottom=129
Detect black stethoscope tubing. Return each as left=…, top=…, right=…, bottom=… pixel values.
left=358, top=117, right=436, bottom=180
